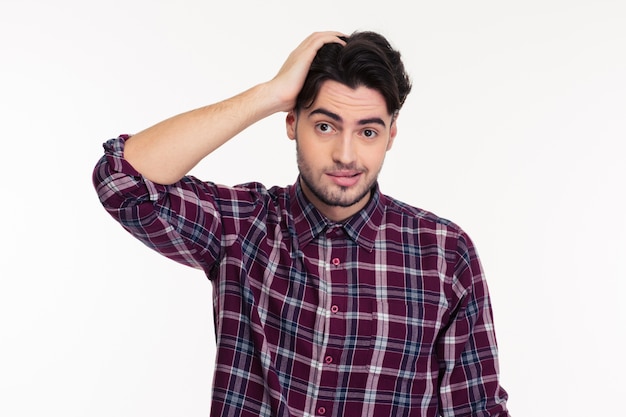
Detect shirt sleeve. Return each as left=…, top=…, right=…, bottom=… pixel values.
left=437, top=231, right=510, bottom=416
left=92, top=135, right=226, bottom=274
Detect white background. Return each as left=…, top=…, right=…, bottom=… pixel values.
left=1, top=0, right=625, bottom=415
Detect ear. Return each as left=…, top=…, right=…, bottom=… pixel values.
left=286, top=110, right=297, bottom=140
left=386, top=114, right=398, bottom=151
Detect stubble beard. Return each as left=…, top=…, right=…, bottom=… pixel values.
left=296, top=144, right=378, bottom=209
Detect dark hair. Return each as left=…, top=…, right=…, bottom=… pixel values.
left=295, top=31, right=412, bottom=115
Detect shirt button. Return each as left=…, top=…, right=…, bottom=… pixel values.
left=324, top=355, right=333, bottom=364
left=318, top=406, right=326, bottom=415
left=331, top=257, right=340, bottom=266
left=331, top=305, right=339, bottom=313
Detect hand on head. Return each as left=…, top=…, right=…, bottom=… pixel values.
left=269, top=31, right=346, bottom=113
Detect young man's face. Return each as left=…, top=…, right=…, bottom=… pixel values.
left=286, top=80, right=397, bottom=221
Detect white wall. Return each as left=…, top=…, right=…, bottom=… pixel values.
left=1, top=1, right=624, bottom=415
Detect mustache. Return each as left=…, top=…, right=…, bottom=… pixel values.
left=330, top=162, right=360, bottom=171
left=328, top=163, right=362, bottom=171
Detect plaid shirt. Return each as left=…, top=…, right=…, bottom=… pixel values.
left=93, top=135, right=509, bottom=417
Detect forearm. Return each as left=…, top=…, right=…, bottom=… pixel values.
left=121, top=31, right=345, bottom=185
left=124, top=82, right=283, bottom=185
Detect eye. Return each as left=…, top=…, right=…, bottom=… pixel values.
left=362, top=129, right=378, bottom=139
left=316, top=122, right=335, bottom=134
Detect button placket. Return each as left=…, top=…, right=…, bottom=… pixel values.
left=316, top=227, right=344, bottom=417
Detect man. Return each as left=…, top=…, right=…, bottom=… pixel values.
left=93, top=31, right=509, bottom=416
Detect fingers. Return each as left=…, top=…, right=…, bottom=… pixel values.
left=281, top=31, right=346, bottom=76
left=269, top=31, right=347, bottom=112
left=290, top=31, right=346, bottom=60
left=301, top=31, right=347, bottom=48
left=296, top=31, right=347, bottom=59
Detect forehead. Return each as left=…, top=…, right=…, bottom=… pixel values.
left=305, top=80, right=390, bottom=120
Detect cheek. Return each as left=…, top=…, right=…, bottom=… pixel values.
left=299, top=146, right=323, bottom=167
left=360, top=143, right=390, bottom=166
left=367, top=155, right=386, bottom=170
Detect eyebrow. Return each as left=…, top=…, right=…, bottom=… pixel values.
left=308, top=108, right=387, bottom=128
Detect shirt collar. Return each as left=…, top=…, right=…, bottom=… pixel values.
left=289, top=178, right=384, bottom=252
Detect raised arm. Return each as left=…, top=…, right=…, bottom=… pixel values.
left=123, top=31, right=346, bottom=185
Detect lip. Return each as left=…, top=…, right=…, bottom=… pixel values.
left=327, top=171, right=362, bottom=187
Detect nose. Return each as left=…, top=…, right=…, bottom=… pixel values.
left=332, top=133, right=356, bottom=165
